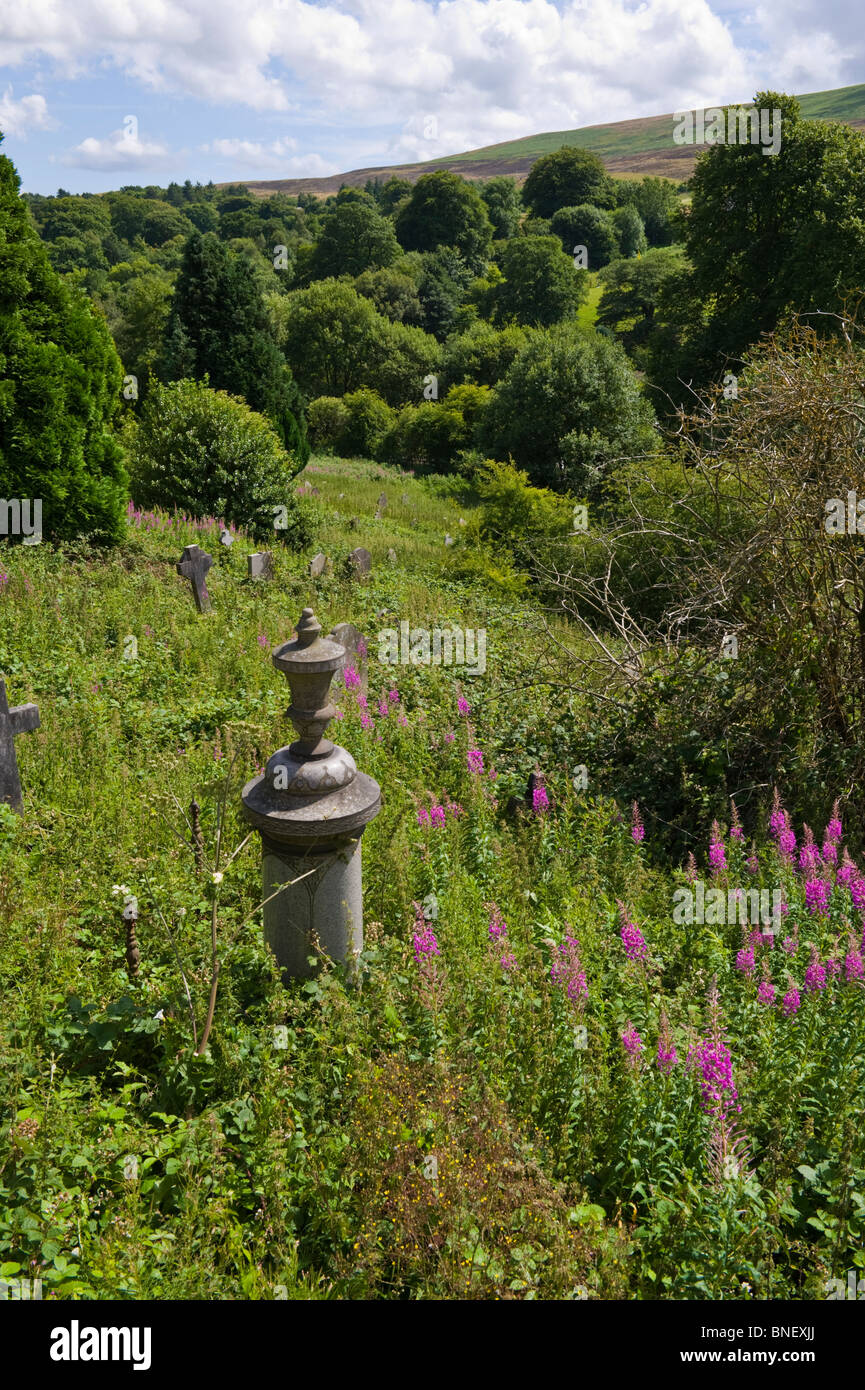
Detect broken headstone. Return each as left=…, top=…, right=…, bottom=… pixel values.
left=0, top=677, right=40, bottom=812
left=346, top=547, right=372, bottom=580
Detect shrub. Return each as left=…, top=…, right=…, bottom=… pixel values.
left=126, top=378, right=315, bottom=544
left=550, top=204, right=619, bottom=270
left=0, top=137, right=127, bottom=544
left=337, top=389, right=395, bottom=458
left=306, top=396, right=350, bottom=452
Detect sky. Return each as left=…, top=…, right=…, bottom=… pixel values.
left=0, top=0, right=862, bottom=194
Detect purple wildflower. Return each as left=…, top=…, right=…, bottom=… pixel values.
left=532, top=785, right=550, bottom=815
left=430, top=805, right=446, bottom=828
left=782, top=986, right=801, bottom=1017
left=343, top=665, right=361, bottom=691
left=622, top=1022, right=643, bottom=1063
left=804, top=877, right=830, bottom=916
left=799, top=826, right=819, bottom=873
left=467, top=749, right=484, bottom=775
left=804, top=948, right=827, bottom=993
left=656, top=1009, right=678, bottom=1074
left=457, top=696, right=470, bottom=716
left=736, top=945, right=756, bottom=977
left=709, top=821, right=727, bottom=875
left=618, top=901, right=648, bottom=962
left=631, top=802, right=645, bottom=843
left=757, top=979, right=776, bottom=1005
left=550, top=935, right=588, bottom=1006
left=825, top=800, right=842, bottom=844
left=486, top=903, right=508, bottom=940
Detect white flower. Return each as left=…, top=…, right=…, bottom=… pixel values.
left=111, top=883, right=130, bottom=897
left=154, top=1009, right=165, bottom=1022
left=212, top=871, right=224, bottom=884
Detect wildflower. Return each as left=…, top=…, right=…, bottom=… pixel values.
left=357, top=638, right=368, bottom=658
left=112, top=884, right=131, bottom=898
left=378, top=699, right=388, bottom=717
left=0, top=572, right=9, bottom=592
left=457, top=696, right=470, bottom=716
left=430, top=805, right=446, bottom=828
left=769, top=787, right=787, bottom=838
left=822, top=838, right=838, bottom=865
left=844, top=938, right=864, bottom=983
left=618, top=901, right=648, bottom=962
left=685, top=852, right=698, bottom=883
left=444, top=731, right=455, bottom=743
left=746, top=845, right=759, bottom=874
left=357, top=693, right=368, bottom=710
left=656, top=1008, right=678, bottom=1074
left=417, top=807, right=430, bottom=828
left=398, top=714, right=408, bottom=728
left=782, top=932, right=799, bottom=956
left=500, top=951, right=518, bottom=972
left=729, top=799, right=744, bottom=842
left=212, top=871, right=224, bottom=885
left=850, top=877, right=865, bottom=912
left=803, top=948, right=826, bottom=993
left=446, top=801, right=463, bottom=817
left=412, top=917, right=441, bottom=962
left=798, top=826, right=819, bottom=873
left=388, top=689, right=400, bottom=704
left=621, top=1022, right=643, bottom=1063
left=550, top=934, right=588, bottom=1005
left=532, top=785, right=550, bottom=815
left=709, top=821, right=727, bottom=875
left=486, top=903, right=507, bottom=940
left=467, top=749, right=484, bottom=775
left=757, top=978, right=776, bottom=1005
left=735, top=945, right=756, bottom=977
left=804, top=876, right=830, bottom=915
left=825, top=800, right=843, bottom=844
left=343, top=665, right=361, bottom=690
left=781, top=986, right=801, bottom=1017
left=688, top=1037, right=739, bottom=1114
left=631, top=801, right=645, bottom=843
left=778, top=824, right=797, bottom=860
left=360, top=713, right=374, bottom=730
left=257, top=633, right=269, bottom=649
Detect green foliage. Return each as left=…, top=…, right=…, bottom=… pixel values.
left=488, top=236, right=587, bottom=327
left=0, top=137, right=128, bottom=544
left=395, top=171, right=493, bottom=273
left=597, top=246, right=688, bottom=353
left=550, top=204, right=619, bottom=269
left=306, top=396, right=350, bottom=452
left=442, top=320, right=532, bottom=388
left=354, top=264, right=423, bottom=324
left=479, top=176, right=522, bottom=239
left=164, top=232, right=308, bottom=464
left=522, top=146, right=614, bottom=220
left=480, top=324, right=657, bottom=491
left=614, top=177, right=680, bottom=246
left=337, top=389, right=395, bottom=458
left=611, top=205, right=647, bottom=258
left=311, top=201, right=400, bottom=279
left=126, top=378, right=314, bottom=543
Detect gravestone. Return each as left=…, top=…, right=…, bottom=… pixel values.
left=346, top=547, right=372, bottom=580
left=349, top=516, right=359, bottom=531
left=310, top=487, right=320, bottom=497
left=327, top=621, right=369, bottom=696
left=176, top=544, right=213, bottom=613
left=0, top=677, right=40, bottom=812
left=401, top=493, right=410, bottom=505
left=506, top=770, right=546, bottom=820
left=309, top=552, right=328, bottom=579
left=248, top=552, right=274, bottom=580
left=386, top=547, right=397, bottom=565
left=375, top=492, right=387, bottom=518
left=219, top=529, right=234, bottom=548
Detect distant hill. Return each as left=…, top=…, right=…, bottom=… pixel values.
left=234, top=83, right=865, bottom=199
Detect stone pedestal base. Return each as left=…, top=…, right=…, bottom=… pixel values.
left=261, top=834, right=363, bottom=981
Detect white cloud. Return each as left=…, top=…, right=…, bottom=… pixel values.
left=0, top=87, right=53, bottom=136
left=62, top=124, right=173, bottom=170
left=0, top=0, right=861, bottom=168
left=201, top=137, right=336, bottom=174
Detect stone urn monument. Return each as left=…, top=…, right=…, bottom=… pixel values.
left=241, top=607, right=381, bottom=980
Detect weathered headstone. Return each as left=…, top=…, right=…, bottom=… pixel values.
left=309, top=552, right=328, bottom=579
left=248, top=552, right=274, bottom=580
left=386, top=547, right=397, bottom=565
left=310, top=487, right=320, bottom=497
left=375, top=492, right=387, bottom=518
left=348, top=516, right=359, bottom=531
left=176, top=544, right=213, bottom=613
left=401, top=493, right=410, bottom=505
left=327, top=622, right=369, bottom=695
left=0, top=677, right=40, bottom=812
left=346, top=547, right=372, bottom=580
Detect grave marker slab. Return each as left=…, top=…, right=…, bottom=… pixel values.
left=0, top=677, right=40, bottom=812
left=176, top=544, right=213, bottom=613
left=346, top=547, right=372, bottom=580
left=248, top=552, right=274, bottom=580
left=375, top=492, right=387, bottom=518
left=309, top=552, right=328, bottom=579
left=326, top=622, right=369, bottom=695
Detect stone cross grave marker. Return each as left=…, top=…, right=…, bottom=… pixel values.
left=309, top=552, right=328, bottom=579
left=346, top=547, right=372, bottom=580
left=327, top=622, right=369, bottom=696
left=0, top=677, right=40, bottom=812
left=248, top=552, right=274, bottom=581
left=176, top=544, right=213, bottom=613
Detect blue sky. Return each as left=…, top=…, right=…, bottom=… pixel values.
left=0, top=0, right=862, bottom=194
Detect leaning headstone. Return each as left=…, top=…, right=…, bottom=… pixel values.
left=375, top=492, right=387, bottom=518
left=386, top=547, right=397, bottom=565
left=0, top=677, right=40, bottom=812
left=327, top=622, right=369, bottom=695
left=248, top=552, right=274, bottom=580
left=176, top=544, right=213, bottom=613
left=309, top=552, right=328, bottom=579
left=346, top=547, right=372, bottom=580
